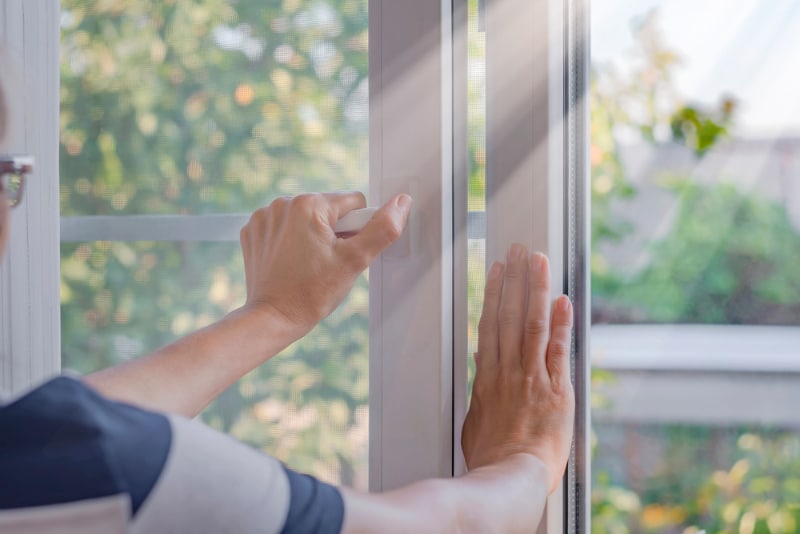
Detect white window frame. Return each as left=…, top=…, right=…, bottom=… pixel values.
left=0, top=0, right=61, bottom=394
left=2, top=1, right=590, bottom=531
left=366, top=0, right=455, bottom=490
left=459, top=0, right=590, bottom=531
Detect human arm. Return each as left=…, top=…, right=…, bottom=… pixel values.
left=341, top=246, right=575, bottom=532
left=84, top=192, right=412, bottom=417
left=340, top=453, right=548, bottom=533
left=86, top=243, right=570, bottom=533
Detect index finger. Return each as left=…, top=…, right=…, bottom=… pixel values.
left=323, top=191, right=368, bottom=222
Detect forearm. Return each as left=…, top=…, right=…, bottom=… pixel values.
left=84, top=306, right=304, bottom=417
left=341, top=453, right=548, bottom=533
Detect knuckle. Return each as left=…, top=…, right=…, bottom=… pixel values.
left=555, top=313, right=574, bottom=329
left=498, top=310, right=521, bottom=328
left=478, top=316, right=494, bottom=335
left=384, top=221, right=403, bottom=242
left=292, top=193, right=320, bottom=213
left=250, top=206, right=269, bottom=224
left=551, top=378, right=575, bottom=400
left=531, top=275, right=549, bottom=291
left=504, top=267, right=524, bottom=281
left=375, top=213, right=402, bottom=242
left=483, top=284, right=500, bottom=299
left=270, top=196, right=291, bottom=209
left=549, top=339, right=570, bottom=360
left=525, top=318, right=549, bottom=338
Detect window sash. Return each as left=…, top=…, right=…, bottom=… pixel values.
left=367, top=0, right=456, bottom=490
left=479, top=0, right=590, bottom=531
left=53, top=0, right=460, bottom=495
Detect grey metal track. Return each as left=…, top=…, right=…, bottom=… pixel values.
left=565, top=0, right=591, bottom=532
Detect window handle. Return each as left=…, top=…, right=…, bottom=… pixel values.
left=334, top=207, right=379, bottom=236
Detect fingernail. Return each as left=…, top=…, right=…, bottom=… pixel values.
left=488, top=262, right=502, bottom=280
left=396, top=194, right=412, bottom=210
left=558, top=296, right=572, bottom=312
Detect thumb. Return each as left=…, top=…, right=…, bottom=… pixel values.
left=338, top=194, right=412, bottom=268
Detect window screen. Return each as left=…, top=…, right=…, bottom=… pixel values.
left=466, top=0, right=486, bottom=397
left=60, top=0, right=370, bottom=489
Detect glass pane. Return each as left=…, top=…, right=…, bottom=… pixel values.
left=60, top=0, right=368, bottom=216
left=61, top=240, right=369, bottom=488
left=60, top=0, right=370, bottom=490
left=591, top=1, right=800, bottom=531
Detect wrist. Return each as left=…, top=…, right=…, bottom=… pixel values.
left=456, top=452, right=549, bottom=531
left=506, top=453, right=550, bottom=481
left=231, top=302, right=309, bottom=345
left=467, top=450, right=554, bottom=492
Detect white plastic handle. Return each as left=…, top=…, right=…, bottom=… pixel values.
left=334, top=207, right=378, bottom=235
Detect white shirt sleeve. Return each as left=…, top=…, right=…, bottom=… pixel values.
left=131, top=414, right=291, bottom=534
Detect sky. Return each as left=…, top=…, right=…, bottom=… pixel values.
left=592, top=0, right=800, bottom=137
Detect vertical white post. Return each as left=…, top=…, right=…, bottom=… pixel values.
left=485, top=0, right=566, bottom=531
left=0, top=0, right=61, bottom=394
left=369, top=0, right=455, bottom=491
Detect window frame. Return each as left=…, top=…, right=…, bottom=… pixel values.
left=452, top=0, right=590, bottom=531
left=2, top=1, right=590, bottom=531
left=0, top=0, right=61, bottom=395
left=366, top=0, right=456, bottom=490
left=484, top=0, right=589, bottom=530
left=481, top=0, right=573, bottom=526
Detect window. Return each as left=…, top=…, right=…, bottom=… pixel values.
left=3, top=0, right=589, bottom=530
left=591, top=1, right=800, bottom=531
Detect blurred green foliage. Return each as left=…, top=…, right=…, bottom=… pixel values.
left=593, top=430, right=800, bottom=534
left=597, top=181, right=800, bottom=325
left=694, top=433, right=800, bottom=533
left=590, top=8, right=800, bottom=534
left=670, top=100, right=735, bottom=157
left=60, top=0, right=368, bottom=216
left=590, top=10, right=800, bottom=327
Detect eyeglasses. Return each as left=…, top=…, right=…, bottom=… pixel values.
left=0, top=155, right=33, bottom=208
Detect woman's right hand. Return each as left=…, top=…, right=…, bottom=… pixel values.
left=461, top=245, right=575, bottom=493
left=238, top=192, right=412, bottom=339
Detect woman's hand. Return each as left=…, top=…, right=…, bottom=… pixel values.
left=239, top=191, right=412, bottom=338
left=461, top=245, right=575, bottom=493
